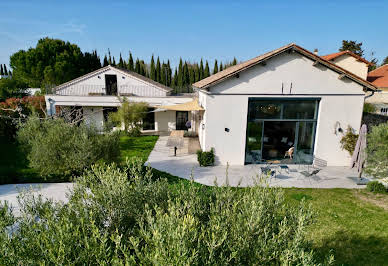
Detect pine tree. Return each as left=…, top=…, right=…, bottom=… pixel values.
left=0, top=64, right=3, bottom=75
left=118, top=53, right=124, bottom=68
left=128, top=52, right=134, bottom=71
left=156, top=57, right=161, bottom=82
left=204, top=61, right=210, bottom=78
left=213, top=60, right=219, bottom=74
left=220, top=62, right=224, bottom=71
left=199, top=59, right=204, bottom=80
left=150, top=55, right=156, bottom=80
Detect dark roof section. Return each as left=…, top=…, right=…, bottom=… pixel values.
left=54, top=65, right=172, bottom=93
left=193, top=44, right=377, bottom=91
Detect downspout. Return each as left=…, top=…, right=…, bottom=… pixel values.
left=364, top=88, right=375, bottom=99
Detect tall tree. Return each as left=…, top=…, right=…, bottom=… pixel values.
left=204, top=61, right=210, bottom=78
left=118, top=53, right=124, bottom=68
left=167, top=60, right=172, bottom=86
left=150, top=55, right=156, bottom=80
left=135, top=59, right=140, bottom=74
left=219, top=62, right=224, bottom=71
left=382, top=56, right=388, bottom=66
left=232, top=57, right=237, bottom=65
left=3, top=65, right=8, bottom=75
left=199, top=59, right=204, bottom=80
left=108, top=49, right=112, bottom=65
left=339, top=40, right=364, bottom=57
left=213, top=60, right=218, bottom=74
left=128, top=52, right=134, bottom=71
left=156, top=57, right=161, bottom=82
left=112, top=57, right=116, bottom=66
left=177, top=58, right=183, bottom=89
left=103, top=55, right=109, bottom=67
left=0, top=65, right=3, bottom=75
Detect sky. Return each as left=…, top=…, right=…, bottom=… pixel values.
left=1, top=0, right=388, bottom=69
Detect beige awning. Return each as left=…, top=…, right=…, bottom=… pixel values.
left=158, top=98, right=204, bottom=111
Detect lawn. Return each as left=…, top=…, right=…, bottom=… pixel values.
left=2, top=134, right=388, bottom=265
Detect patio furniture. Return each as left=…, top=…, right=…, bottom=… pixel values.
left=298, top=156, right=327, bottom=181
left=278, top=165, right=290, bottom=174
left=260, top=166, right=277, bottom=179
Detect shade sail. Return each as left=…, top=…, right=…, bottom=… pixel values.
left=158, top=98, right=204, bottom=111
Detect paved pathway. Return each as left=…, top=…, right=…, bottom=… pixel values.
left=0, top=183, right=73, bottom=215
left=147, top=136, right=369, bottom=188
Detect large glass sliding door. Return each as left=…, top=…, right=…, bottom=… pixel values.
left=245, top=98, right=319, bottom=164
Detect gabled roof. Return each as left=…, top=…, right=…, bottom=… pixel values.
left=54, top=65, right=172, bottom=93
left=192, top=44, right=376, bottom=91
left=321, top=50, right=373, bottom=66
left=367, top=64, right=388, bottom=88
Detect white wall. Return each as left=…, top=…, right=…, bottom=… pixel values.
left=83, top=107, right=104, bottom=131
left=55, top=67, right=168, bottom=97
left=331, top=54, right=369, bottom=79
left=198, top=52, right=365, bottom=166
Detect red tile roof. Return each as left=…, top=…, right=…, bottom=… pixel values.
left=367, top=64, right=388, bottom=88
left=321, top=50, right=373, bottom=65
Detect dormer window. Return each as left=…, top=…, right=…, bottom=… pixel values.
left=105, top=74, right=118, bottom=95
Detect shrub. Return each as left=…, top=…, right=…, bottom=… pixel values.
left=340, top=126, right=358, bottom=155
left=0, top=160, right=326, bottom=265
left=365, top=122, right=388, bottom=179
left=197, top=148, right=215, bottom=166
left=17, top=116, right=120, bottom=177
left=366, top=181, right=387, bottom=193
left=363, top=103, right=376, bottom=113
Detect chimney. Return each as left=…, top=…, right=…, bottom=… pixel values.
left=313, top=49, right=318, bottom=55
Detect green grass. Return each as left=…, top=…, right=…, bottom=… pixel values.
left=119, top=135, right=159, bottom=163
left=285, top=188, right=388, bottom=265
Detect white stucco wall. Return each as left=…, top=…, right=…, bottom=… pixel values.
left=331, top=54, right=369, bottom=79
left=55, top=68, right=168, bottom=97
left=197, top=52, right=365, bottom=166
left=83, top=107, right=104, bottom=131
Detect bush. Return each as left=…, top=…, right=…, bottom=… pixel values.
left=0, top=159, right=326, bottom=265
left=363, top=103, right=376, bottom=113
left=366, top=181, right=387, bottom=193
left=365, top=122, right=388, bottom=179
left=197, top=148, right=215, bottom=166
left=340, top=126, right=358, bottom=155
left=17, top=116, right=120, bottom=177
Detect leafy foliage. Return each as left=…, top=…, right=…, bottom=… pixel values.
left=0, top=77, right=28, bottom=101
left=17, top=116, right=120, bottom=177
left=366, top=181, right=387, bottom=193
left=9, top=37, right=101, bottom=90
left=340, top=126, right=358, bottom=156
left=363, top=103, right=376, bottom=113
left=0, top=159, right=325, bottom=265
left=365, top=122, right=388, bottom=179
left=109, top=99, right=148, bottom=135
left=197, top=148, right=215, bottom=166
left=339, top=40, right=364, bottom=56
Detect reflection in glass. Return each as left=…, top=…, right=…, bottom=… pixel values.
left=295, top=122, right=315, bottom=164
left=245, top=121, right=263, bottom=163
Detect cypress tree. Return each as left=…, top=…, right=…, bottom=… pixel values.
left=199, top=59, right=204, bottom=80
left=172, top=68, right=178, bottom=90
left=150, top=55, right=156, bottom=80
left=161, top=63, right=167, bottom=85
left=194, top=64, right=200, bottom=82
left=220, top=62, right=224, bottom=71
left=189, top=64, right=195, bottom=85
left=118, top=53, right=124, bottom=68
left=183, top=62, right=189, bottom=88
left=108, top=49, right=112, bottom=65
left=213, top=60, right=218, bottom=74
left=204, top=61, right=210, bottom=78
left=0, top=64, right=3, bottom=75
left=167, top=60, right=172, bottom=86
left=4, top=65, right=8, bottom=75
left=177, top=58, right=183, bottom=89
left=128, top=52, right=134, bottom=71
left=135, top=59, right=140, bottom=74
left=103, top=55, right=109, bottom=67
left=112, top=57, right=116, bottom=66
left=232, top=57, right=237, bottom=65
left=156, top=57, right=161, bottom=82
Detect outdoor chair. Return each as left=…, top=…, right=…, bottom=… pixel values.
left=298, top=156, right=327, bottom=180
left=260, top=166, right=277, bottom=179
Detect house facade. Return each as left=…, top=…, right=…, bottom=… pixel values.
left=193, top=44, right=376, bottom=166
left=45, top=65, right=195, bottom=133
left=367, top=64, right=388, bottom=115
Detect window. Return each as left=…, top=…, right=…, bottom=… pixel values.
left=105, top=75, right=118, bottom=95
left=143, top=108, right=155, bottom=130
left=381, top=108, right=388, bottom=115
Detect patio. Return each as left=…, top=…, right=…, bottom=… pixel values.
left=146, top=136, right=370, bottom=188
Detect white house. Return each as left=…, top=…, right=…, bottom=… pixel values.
left=193, top=44, right=376, bottom=166
left=367, top=64, right=388, bottom=115
left=45, top=65, right=196, bottom=132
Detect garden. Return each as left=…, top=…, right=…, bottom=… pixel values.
left=1, top=98, right=388, bottom=265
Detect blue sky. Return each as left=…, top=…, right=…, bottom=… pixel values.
left=1, top=0, right=387, bottom=69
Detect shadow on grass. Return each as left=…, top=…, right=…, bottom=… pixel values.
left=314, top=230, right=388, bottom=266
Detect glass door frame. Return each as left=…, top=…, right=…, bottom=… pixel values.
left=244, top=97, right=320, bottom=165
